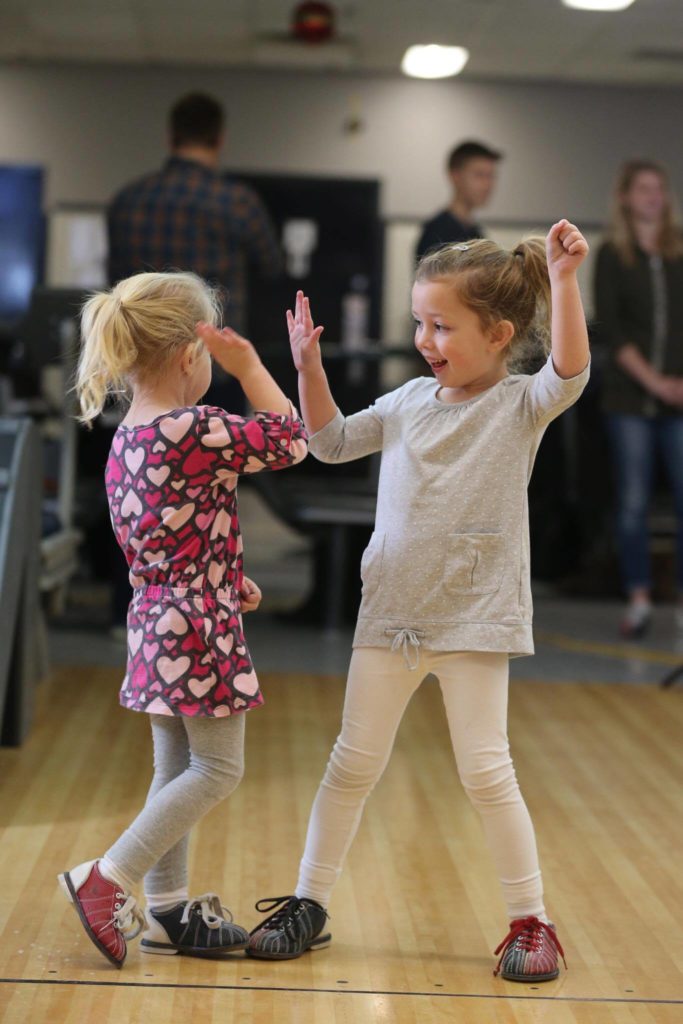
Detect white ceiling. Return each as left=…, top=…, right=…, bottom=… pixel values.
left=1, top=0, right=683, bottom=86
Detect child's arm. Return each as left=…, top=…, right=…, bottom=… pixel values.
left=196, top=322, right=292, bottom=416
left=194, top=321, right=307, bottom=472
left=546, top=219, right=590, bottom=379
left=288, top=290, right=334, bottom=434
left=288, top=290, right=385, bottom=463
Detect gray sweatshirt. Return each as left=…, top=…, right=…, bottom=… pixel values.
left=309, top=355, right=590, bottom=658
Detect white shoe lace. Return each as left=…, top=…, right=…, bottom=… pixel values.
left=180, top=893, right=233, bottom=931
left=113, top=893, right=147, bottom=940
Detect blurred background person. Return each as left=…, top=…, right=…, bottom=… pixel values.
left=107, top=92, right=282, bottom=340
left=594, top=159, right=683, bottom=638
left=415, top=140, right=502, bottom=261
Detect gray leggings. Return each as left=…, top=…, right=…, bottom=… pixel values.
left=106, top=713, right=245, bottom=897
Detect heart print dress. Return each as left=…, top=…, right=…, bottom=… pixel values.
left=105, top=404, right=307, bottom=718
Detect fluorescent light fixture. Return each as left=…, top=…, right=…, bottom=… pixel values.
left=562, top=0, right=637, bottom=10
left=401, top=44, right=469, bottom=79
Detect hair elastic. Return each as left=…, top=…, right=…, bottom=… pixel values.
left=452, top=243, right=470, bottom=251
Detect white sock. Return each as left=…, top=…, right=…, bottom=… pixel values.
left=294, top=889, right=328, bottom=910
left=99, top=855, right=137, bottom=895
left=508, top=907, right=550, bottom=924
left=145, top=888, right=189, bottom=914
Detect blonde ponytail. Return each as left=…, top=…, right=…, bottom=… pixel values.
left=76, top=271, right=221, bottom=426
left=77, top=291, right=138, bottom=424
left=415, top=235, right=552, bottom=370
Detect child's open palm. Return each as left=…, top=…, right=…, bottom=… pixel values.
left=288, top=290, right=324, bottom=373
left=546, top=220, right=589, bottom=279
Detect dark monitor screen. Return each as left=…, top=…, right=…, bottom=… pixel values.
left=0, top=165, right=45, bottom=324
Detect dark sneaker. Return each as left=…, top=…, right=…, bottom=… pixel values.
left=247, top=895, right=331, bottom=960
left=58, top=859, right=145, bottom=969
left=494, top=916, right=567, bottom=982
left=140, top=893, right=249, bottom=957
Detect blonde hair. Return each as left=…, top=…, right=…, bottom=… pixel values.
left=76, top=271, right=221, bottom=425
left=415, top=237, right=551, bottom=370
left=608, top=159, right=683, bottom=266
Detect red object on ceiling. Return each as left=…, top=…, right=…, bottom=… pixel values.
left=292, top=2, right=335, bottom=43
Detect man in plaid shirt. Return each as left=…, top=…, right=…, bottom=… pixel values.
left=107, top=92, right=282, bottom=335
left=105, top=94, right=283, bottom=635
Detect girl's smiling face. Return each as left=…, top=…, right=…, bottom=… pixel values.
left=412, top=279, right=512, bottom=397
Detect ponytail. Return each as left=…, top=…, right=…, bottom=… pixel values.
left=76, top=271, right=221, bottom=426
left=77, top=291, right=138, bottom=425
left=510, top=236, right=552, bottom=362
left=415, top=235, right=552, bottom=369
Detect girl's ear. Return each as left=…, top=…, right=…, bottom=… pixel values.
left=180, top=340, right=202, bottom=376
left=490, top=319, right=515, bottom=352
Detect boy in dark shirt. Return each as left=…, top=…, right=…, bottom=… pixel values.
left=416, top=140, right=502, bottom=261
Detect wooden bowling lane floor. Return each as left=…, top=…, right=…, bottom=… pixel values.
left=1, top=665, right=683, bottom=1023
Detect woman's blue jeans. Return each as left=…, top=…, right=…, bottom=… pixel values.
left=608, top=414, right=683, bottom=593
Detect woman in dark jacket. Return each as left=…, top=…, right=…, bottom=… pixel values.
left=595, top=159, right=683, bottom=637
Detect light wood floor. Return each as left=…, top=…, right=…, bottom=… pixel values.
left=1, top=662, right=683, bottom=1024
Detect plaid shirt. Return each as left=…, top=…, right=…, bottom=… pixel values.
left=107, top=157, right=282, bottom=332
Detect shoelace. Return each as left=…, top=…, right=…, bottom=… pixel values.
left=493, top=916, right=567, bottom=977
left=386, top=628, right=425, bottom=671
left=112, top=893, right=146, bottom=940
left=254, top=896, right=328, bottom=940
left=181, top=893, right=233, bottom=931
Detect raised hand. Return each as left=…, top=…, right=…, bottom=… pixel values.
left=287, top=290, right=324, bottom=374
left=546, top=220, right=589, bottom=279
left=196, top=322, right=261, bottom=382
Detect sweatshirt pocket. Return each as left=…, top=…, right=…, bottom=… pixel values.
left=444, top=532, right=505, bottom=596
left=360, top=531, right=385, bottom=597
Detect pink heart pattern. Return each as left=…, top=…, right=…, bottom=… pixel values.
left=125, top=446, right=145, bottom=476
left=147, top=465, right=170, bottom=486
left=106, top=403, right=307, bottom=717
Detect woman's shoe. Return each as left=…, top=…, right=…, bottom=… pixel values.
left=620, top=601, right=652, bottom=639
left=140, top=893, right=248, bottom=957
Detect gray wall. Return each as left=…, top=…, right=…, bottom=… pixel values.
left=1, top=62, right=682, bottom=222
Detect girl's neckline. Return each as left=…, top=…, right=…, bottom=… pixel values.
left=430, top=374, right=510, bottom=409
left=117, top=406, right=197, bottom=432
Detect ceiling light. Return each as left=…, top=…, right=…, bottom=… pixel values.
left=401, top=44, right=469, bottom=79
left=562, top=0, right=637, bottom=10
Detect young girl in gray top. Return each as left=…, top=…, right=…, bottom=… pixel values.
left=249, top=221, right=590, bottom=982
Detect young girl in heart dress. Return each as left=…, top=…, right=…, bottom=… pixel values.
left=58, top=270, right=307, bottom=968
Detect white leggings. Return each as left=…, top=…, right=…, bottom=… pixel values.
left=295, top=647, right=545, bottom=921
